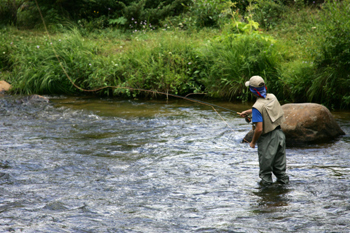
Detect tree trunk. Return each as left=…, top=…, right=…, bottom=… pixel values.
left=8, top=0, right=24, bottom=27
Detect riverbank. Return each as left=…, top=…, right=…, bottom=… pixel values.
left=1, top=0, right=350, bottom=109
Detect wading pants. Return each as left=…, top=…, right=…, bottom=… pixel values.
left=257, top=128, right=289, bottom=185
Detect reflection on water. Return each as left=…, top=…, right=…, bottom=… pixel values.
left=0, top=95, right=349, bottom=232
left=252, top=184, right=291, bottom=211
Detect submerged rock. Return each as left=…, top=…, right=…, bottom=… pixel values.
left=19, top=94, right=50, bottom=104
left=243, top=103, right=345, bottom=145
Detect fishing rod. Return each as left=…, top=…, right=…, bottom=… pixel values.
left=87, top=85, right=252, bottom=123
left=161, top=92, right=252, bottom=123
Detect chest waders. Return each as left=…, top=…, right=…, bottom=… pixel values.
left=257, top=126, right=289, bottom=185
left=252, top=94, right=289, bottom=185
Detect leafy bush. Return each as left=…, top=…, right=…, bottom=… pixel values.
left=0, top=1, right=13, bottom=26
left=7, top=29, right=99, bottom=94
left=116, top=0, right=190, bottom=31
left=103, top=31, right=202, bottom=96
left=310, top=0, right=350, bottom=108
left=0, top=0, right=26, bottom=26
left=199, top=18, right=284, bottom=101
left=281, top=60, right=315, bottom=103
left=4, top=27, right=204, bottom=97
left=189, top=0, right=232, bottom=28
left=250, top=0, right=286, bottom=30
left=0, top=28, right=13, bottom=71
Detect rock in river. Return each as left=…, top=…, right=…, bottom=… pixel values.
left=19, top=94, right=50, bottom=104
left=0, top=81, right=11, bottom=93
left=243, top=103, right=345, bottom=145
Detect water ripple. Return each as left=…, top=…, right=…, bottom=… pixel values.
left=0, top=96, right=349, bottom=232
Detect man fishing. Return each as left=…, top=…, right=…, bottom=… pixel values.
left=239, top=76, right=289, bottom=185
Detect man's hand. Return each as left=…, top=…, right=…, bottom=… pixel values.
left=238, top=109, right=252, bottom=118
left=238, top=112, right=246, bottom=117
left=250, top=122, right=263, bottom=148
left=249, top=142, right=256, bottom=148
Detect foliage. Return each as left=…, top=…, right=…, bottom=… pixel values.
left=309, top=0, right=350, bottom=108
left=200, top=22, right=284, bottom=101
left=2, top=0, right=350, bottom=110
left=88, top=30, right=203, bottom=97
left=0, top=28, right=13, bottom=71
left=281, top=60, right=315, bottom=103
left=249, top=0, right=286, bottom=30
left=108, top=16, right=127, bottom=27
left=189, top=0, right=232, bottom=28
left=0, top=0, right=25, bottom=26
left=4, top=29, right=99, bottom=94
left=2, top=27, right=204, bottom=97
left=1, top=0, right=190, bottom=30
left=116, top=0, right=189, bottom=31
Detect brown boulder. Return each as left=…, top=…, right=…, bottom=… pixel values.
left=282, top=103, right=345, bottom=144
left=243, top=103, right=345, bottom=145
left=0, top=81, right=11, bottom=92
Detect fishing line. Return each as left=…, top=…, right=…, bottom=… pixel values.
left=34, top=0, right=247, bottom=131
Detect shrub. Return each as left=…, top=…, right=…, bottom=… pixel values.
left=0, top=30, right=13, bottom=71
left=0, top=0, right=26, bottom=26
left=104, top=30, right=203, bottom=97
left=7, top=29, right=98, bottom=94
left=281, top=60, right=315, bottom=103
left=116, top=0, right=190, bottom=31
left=0, top=1, right=13, bottom=26
left=310, top=0, right=350, bottom=108
left=189, top=0, right=232, bottom=28
left=249, top=0, right=286, bottom=30
left=199, top=18, right=284, bottom=101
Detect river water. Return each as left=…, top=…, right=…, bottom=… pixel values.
left=0, top=95, right=349, bottom=232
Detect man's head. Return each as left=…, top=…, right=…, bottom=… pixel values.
left=245, top=76, right=265, bottom=88
left=245, top=76, right=267, bottom=98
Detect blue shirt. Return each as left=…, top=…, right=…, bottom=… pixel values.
left=252, top=108, right=263, bottom=123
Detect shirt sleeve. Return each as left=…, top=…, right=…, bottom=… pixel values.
left=252, top=108, right=263, bottom=123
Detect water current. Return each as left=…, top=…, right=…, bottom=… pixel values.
left=0, top=95, right=349, bottom=232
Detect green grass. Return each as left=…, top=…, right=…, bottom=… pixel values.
left=1, top=0, right=350, bottom=109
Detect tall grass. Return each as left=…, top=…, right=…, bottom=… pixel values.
left=309, top=0, right=350, bottom=108
left=5, top=28, right=97, bottom=94
left=269, top=0, right=350, bottom=108
left=2, top=27, right=209, bottom=97
left=198, top=18, right=285, bottom=101
left=106, top=30, right=203, bottom=97
left=0, top=23, right=293, bottom=102
left=2, top=0, right=350, bottom=109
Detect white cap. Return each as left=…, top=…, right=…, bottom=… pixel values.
left=245, top=76, right=265, bottom=88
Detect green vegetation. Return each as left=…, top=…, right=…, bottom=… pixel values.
left=1, top=0, right=350, bottom=109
